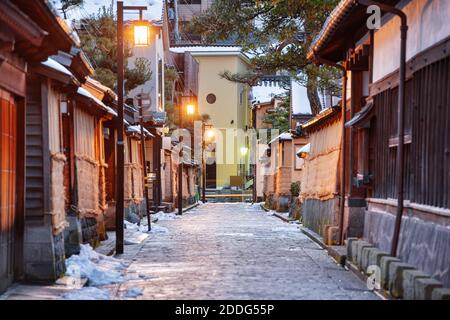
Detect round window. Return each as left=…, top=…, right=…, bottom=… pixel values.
left=206, top=93, right=217, bottom=104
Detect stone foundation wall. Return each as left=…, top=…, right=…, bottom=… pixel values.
left=364, top=210, right=450, bottom=287
left=344, top=204, right=365, bottom=238
left=23, top=221, right=65, bottom=282
left=302, top=197, right=340, bottom=237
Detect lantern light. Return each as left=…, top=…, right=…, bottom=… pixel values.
left=134, top=23, right=150, bottom=47
left=206, top=129, right=215, bottom=140
left=186, top=104, right=195, bottom=115
left=240, top=147, right=249, bottom=157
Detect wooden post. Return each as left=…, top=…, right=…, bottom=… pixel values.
left=115, top=1, right=124, bottom=254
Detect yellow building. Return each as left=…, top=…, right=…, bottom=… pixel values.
left=170, top=46, right=252, bottom=189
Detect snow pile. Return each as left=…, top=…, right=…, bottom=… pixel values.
left=152, top=211, right=179, bottom=221
left=61, top=287, right=111, bottom=300
left=123, top=288, right=144, bottom=298
left=124, top=220, right=150, bottom=245
left=65, top=244, right=127, bottom=286
left=125, top=220, right=149, bottom=233
left=150, top=224, right=169, bottom=234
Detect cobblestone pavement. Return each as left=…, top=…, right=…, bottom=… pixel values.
left=113, top=203, right=378, bottom=300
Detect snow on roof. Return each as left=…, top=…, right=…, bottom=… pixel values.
left=297, top=143, right=310, bottom=156
left=77, top=87, right=117, bottom=117
left=42, top=58, right=74, bottom=77
left=269, top=132, right=293, bottom=145
left=127, top=125, right=154, bottom=138
left=252, top=84, right=287, bottom=104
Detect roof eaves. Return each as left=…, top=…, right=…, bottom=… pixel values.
left=302, top=105, right=342, bottom=132
left=307, top=0, right=357, bottom=61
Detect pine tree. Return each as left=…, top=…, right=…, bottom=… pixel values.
left=189, top=0, right=341, bottom=115
left=77, top=5, right=152, bottom=93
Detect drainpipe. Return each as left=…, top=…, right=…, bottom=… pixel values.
left=312, top=53, right=348, bottom=245
left=357, top=0, right=408, bottom=257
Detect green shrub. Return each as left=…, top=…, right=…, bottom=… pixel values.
left=290, top=182, right=300, bottom=197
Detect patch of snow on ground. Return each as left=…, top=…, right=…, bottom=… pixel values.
left=65, top=244, right=127, bottom=286
left=218, top=233, right=254, bottom=237
left=61, top=287, right=111, bottom=300
left=150, top=224, right=169, bottom=234
left=152, top=211, right=179, bottom=221
left=123, top=288, right=144, bottom=298
left=124, top=220, right=150, bottom=245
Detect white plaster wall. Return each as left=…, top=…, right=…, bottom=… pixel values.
left=373, top=0, right=450, bottom=82
left=129, top=29, right=165, bottom=115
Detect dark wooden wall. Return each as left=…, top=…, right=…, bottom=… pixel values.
left=370, top=56, right=450, bottom=209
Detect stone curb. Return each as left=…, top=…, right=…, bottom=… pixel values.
left=346, top=240, right=449, bottom=300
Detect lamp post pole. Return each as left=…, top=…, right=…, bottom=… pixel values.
left=202, top=123, right=206, bottom=203
left=201, top=123, right=212, bottom=203
left=116, top=1, right=125, bottom=254
left=116, top=1, right=148, bottom=254
left=138, top=95, right=151, bottom=232
left=177, top=103, right=183, bottom=215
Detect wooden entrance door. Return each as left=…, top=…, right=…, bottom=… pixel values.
left=0, top=89, right=17, bottom=292
left=206, top=163, right=217, bottom=189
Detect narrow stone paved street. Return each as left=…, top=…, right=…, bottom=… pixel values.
left=111, top=203, right=378, bottom=300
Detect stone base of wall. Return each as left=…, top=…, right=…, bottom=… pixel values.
left=289, top=197, right=301, bottom=220
left=24, top=222, right=65, bottom=283
left=302, top=197, right=340, bottom=237
left=344, top=204, right=365, bottom=238
left=81, top=217, right=99, bottom=247
left=276, top=195, right=290, bottom=213
left=64, top=213, right=82, bottom=257
left=265, top=194, right=277, bottom=211
left=364, top=210, right=450, bottom=288
left=104, top=201, right=116, bottom=231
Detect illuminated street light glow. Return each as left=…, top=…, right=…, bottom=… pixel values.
left=134, top=24, right=150, bottom=47
left=206, top=129, right=215, bottom=140
left=186, top=104, right=195, bottom=115
left=240, top=146, right=249, bottom=157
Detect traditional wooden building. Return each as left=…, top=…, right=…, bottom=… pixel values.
left=124, top=124, right=153, bottom=220
left=0, top=0, right=99, bottom=289
left=299, top=106, right=343, bottom=242
left=262, top=132, right=308, bottom=212
left=0, top=0, right=50, bottom=292
left=309, top=0, right=450, bottom=289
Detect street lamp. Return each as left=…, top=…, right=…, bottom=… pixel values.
left=186, top=104, right=195, bottom=116
left=240, top=146, right=249, bottom=157
left=202, top=124, right=213, bottom=203
left=177, top=100, right=196, bottom=215
left=133, top=22, right=151, bottom=47
left=206, top=128, right=214, bottom=140
left=116, top=1, right=148, bottom=254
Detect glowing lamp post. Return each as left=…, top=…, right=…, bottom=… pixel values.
left=134, top=23, right=151, bottom=47
left=116, top=2, right=149, bottom=254
left=201, top=124, right=213, bottom=203
left=177, top=100, right=196, bottom=215
left=186, top=104, right=195, bottom=116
